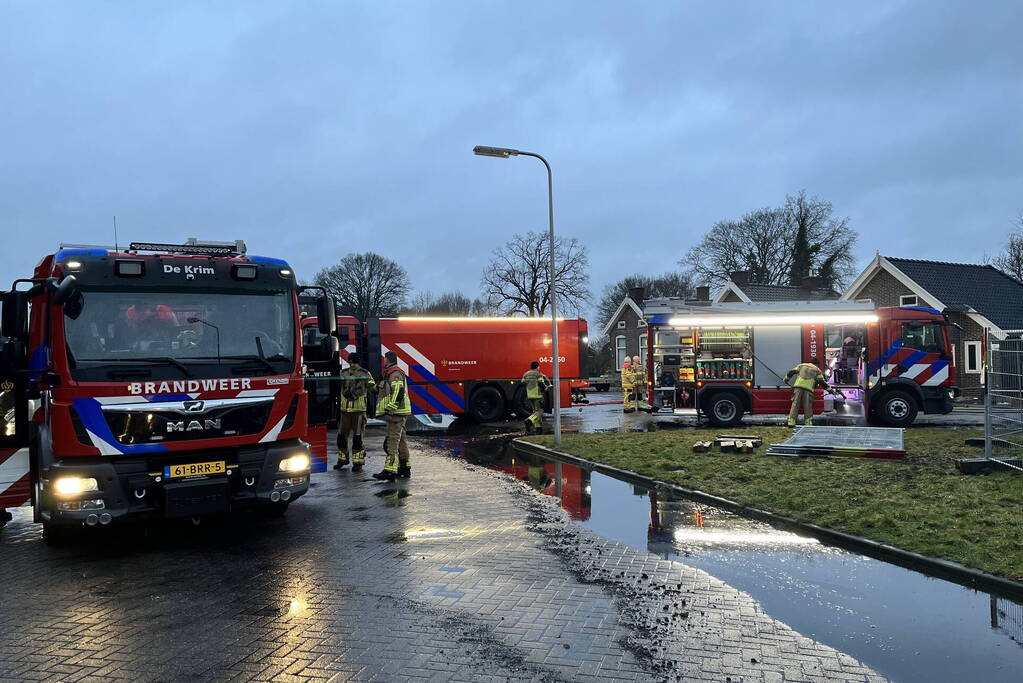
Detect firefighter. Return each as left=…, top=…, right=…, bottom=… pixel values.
left=632, top=355, right=653, bottom=412
left=373, top=350, right=412, bottom=482
left=621, top=357, right=635, bottom=413
left=334, top=353, right=375, bottom=472
left=521, top=361, right=551, bottom=434
left=785, top=357, right=833, bottom=427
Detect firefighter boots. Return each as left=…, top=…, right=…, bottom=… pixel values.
left=372, top=470, right=396, bottom=482
left=397, top=463, right=411, bottom=478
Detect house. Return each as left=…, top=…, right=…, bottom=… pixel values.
left=841, top=255, right=1023, bottom=397
left=714, top=271, right=840, bottom=304
left=601, top=286, right=712, bottom=369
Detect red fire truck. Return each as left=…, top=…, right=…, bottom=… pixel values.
left=0, top=239, right=338, bottom=539
left=642, top=303, right=958, bottom=427
left=302, top=316, right=589, bottom=423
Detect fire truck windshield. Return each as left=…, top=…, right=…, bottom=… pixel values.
left=63, top=288, right=295, bottom=380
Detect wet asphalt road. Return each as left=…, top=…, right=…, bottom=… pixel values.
left=0, top=419, right=886, bottom=682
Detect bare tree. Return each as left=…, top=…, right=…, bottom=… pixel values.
left=313, top=252, right=411, bottom=321
left=682, top=191, right=857, bottom=290
left=993, top=214, right=1023, bottom=282
left=595, top=271, right=696, bottom=330
left=401, top=290, right=496, bottom=316
left=481, top=231, right=590, bottom=316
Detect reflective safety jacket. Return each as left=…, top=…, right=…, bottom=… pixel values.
left=339, top=366, right=376, bottom=413
left=377, top=364, right=411, bottom=416
left=521, top=368, right=551, bottom=399
left=621, top=364, right=634, bottom=389
left=632, top=364, right=648, bottom=388
left=786, top=363, right=830, bottom=392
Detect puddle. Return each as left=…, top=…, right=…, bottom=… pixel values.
left=450, top=435, right=1023, bottom=683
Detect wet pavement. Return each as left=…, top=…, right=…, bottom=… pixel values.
left=1, top=426, right=886, bottom=682
left=448, top=435, right=1023, bottom=683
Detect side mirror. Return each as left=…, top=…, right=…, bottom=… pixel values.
left=317, top=297, right=336, bottom=335
left=51, top=275, right=78, bottom=306
left=320, top=335, right=339, bottom=356
left=1, top=291, right=28, bottom=340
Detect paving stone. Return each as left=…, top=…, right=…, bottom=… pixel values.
left=0, top=431, right=882, bottom=682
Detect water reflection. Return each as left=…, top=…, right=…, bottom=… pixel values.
left=449, top=434, right=1023, bottom=683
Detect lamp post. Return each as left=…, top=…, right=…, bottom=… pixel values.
left=473, top=145, right=562, bottom=445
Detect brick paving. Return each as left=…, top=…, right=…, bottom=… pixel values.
left=0, top=430, right=884, bottom=682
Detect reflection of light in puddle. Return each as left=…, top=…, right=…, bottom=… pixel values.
left=673, top=530, right=819, bottom=545
left=288, top=598, right=307, bottom=616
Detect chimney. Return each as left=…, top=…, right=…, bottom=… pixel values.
left=696, top=285, right=710, bottom=301
left=628, top=286, right=645, bottom=304
left=800, top=276, right=822, bottom=292
left=729, top=270, right=749, bottom=287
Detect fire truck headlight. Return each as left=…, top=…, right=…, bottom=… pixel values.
left=582, top=336, right=589, bottom=344
left=54, top=477, right=99, bottom=496
left=279, top=454, right=310, bottom=473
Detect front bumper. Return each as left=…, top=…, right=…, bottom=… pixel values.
left=39, top=439, right=311, bottom=526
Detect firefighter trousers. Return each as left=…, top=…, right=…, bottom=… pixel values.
left=623, top=386, right=635, bottom=413
left=383, top=415, right=410, bottom=473
left=787, top=388, right=814, bottom=426
left=337, top=411, right=368, bottom=465
left=526, top=397, right=543, bottom=429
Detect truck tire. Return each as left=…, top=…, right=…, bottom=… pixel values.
left=873, top=390, right=918, bottom=427
left=703, top=392, right=744, bottom=428
left=511, top=386, right=531, bottom=419
left=468, top=386, right=505, bottom=423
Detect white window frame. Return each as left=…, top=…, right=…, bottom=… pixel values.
left=900, top=294, right=918, bottom=307
left=964, top=340, right=982, bottom=374
left=616, top=320, right=626, bottom=329
left=615, top=335, right=628, bottom=369
left=639, top=333, right=648, bottom=360
left=637, top=319, right=647, bottom=327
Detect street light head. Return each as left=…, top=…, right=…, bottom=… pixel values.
left=473, top=145, right=519, bottom=158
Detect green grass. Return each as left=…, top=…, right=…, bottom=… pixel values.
left=527, top=427, right=1023, bottom=581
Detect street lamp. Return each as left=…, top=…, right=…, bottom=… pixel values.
left=473, top=144, right=562, bottom=445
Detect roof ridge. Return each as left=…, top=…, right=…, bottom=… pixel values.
left=885, top=255, right=998, bottom=269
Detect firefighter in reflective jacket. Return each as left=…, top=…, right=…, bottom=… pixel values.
left=632, top=355, right=653, bottom=412
left=521, top=361, right=551, bottom=434
left=373, top=350, right=412, bottom=482
left=621, top=357, right=635, bottom=413
left=785, top=357, right=832, bottom=427
left=334, top=353, right=376, bottom=472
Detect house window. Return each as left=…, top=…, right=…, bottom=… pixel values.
left=615, top=335, right=628, bottom=369
left=900, top=294, right=919, bottom=307
left=640, top=334, right=648, bottom=360
left=616, top=320, right=626, bottom=329
left=637, top=319, right=647, bottom=327
left=964, top=341, right=982, bottom=374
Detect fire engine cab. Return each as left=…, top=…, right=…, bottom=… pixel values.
left=0, top=239, right=337, bottom=541
left=641, top=301, right=958, bottom=427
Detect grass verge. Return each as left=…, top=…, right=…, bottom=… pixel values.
left=527, top=427, right=1023, bottom=581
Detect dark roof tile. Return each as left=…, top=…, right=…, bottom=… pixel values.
left=887, top=257, right=1023, bottom=330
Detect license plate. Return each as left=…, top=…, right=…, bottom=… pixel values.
left=164, top=461, right=226, bottom=479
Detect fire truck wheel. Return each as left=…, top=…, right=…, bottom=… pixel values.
left=468, top=386, right=506, bottom=423
left=875, top=390, right=918, bottom=427
left=703, top=392, right=744, bottom=428
left=42, top=522, right=73, bottom=546
left=511, top=386, right=531, bottom=419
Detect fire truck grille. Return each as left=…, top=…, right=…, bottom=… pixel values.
left=102, top=401, right=274, bottom=445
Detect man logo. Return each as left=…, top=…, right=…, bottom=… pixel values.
left=182, top=400, right=205, bottom=413
left=167, top=419, right=221, bottom=433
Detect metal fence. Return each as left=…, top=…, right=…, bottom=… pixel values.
left=991, top=595, right=1023, bottom=646
left=983, top=333, right=1023, bottom=469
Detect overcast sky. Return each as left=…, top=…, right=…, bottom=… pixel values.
left=2, top=1, right=1021, bottom=323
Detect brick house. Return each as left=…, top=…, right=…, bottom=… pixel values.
left=714, top=271, right=840, bottom=303
left=841, top=255, right=1023, bottom=397
left=601, top=286, right=712, bottom=370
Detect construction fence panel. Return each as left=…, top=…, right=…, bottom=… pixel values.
left=984, top=333, right=1023, bottom=468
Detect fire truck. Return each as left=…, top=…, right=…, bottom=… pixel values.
left=641, top=302, right=958, bottom=427
left=0, top=239, right=338, bottom=540
left=302, top=315, right=589, bottom=423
